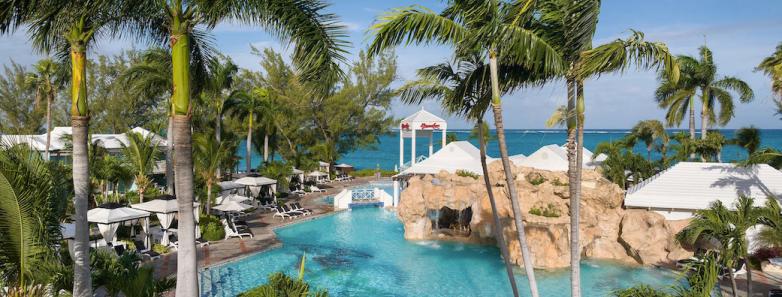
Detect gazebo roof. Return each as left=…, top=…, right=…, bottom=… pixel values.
left=131, top=195, right=198, bottom=214
left=88, top=203, right=150, bottom=224
left=400, top=108, right=446, bottom=128
left=235, top=175, right=277, bottom=186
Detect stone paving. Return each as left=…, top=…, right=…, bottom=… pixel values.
left=152, top=176, right=385, bottom=279
left=719, top=269, right=782, bottom=296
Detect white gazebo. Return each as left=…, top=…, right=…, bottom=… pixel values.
left=399, top=108, right=447, bottom=170
left=235, top=175, right=278, bottom=199
left=87, top=203, right=151, bottom=247
left=213, top=201, right=254, bottom=212
left=307, top=171, right=329, bottom=183
left=334, top=163, right=353, bottom=173
left=318, top=161, right=330, bottom=173
left=131, top=195, right=200, bottom=245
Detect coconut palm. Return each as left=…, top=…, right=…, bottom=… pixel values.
left=369, top=3, right=564, bottom=294
left=656, top=55, right=699, bottom=140
left=130, top=3, right=347, bottom=293
left=612, top=252, right=720, bottom=297
left=730, top=126, right=761, bottom=156
left=677, top=196, right=759, bottom=296
left=228, top=87, right=269, bottom=173
left=25, top=58, right=65, bottom=161
left=121, top=131, right=161, bottom=203
left=24, top=1, right=147, bottom=294
left=398, top=56, right=520, bottom=296
left=757, top=198, right=782, bottom=248
left=193, top=133, right=231, bottom=215
left=627, top=120, right=668, bottom=160
left=0, top=146, right=67, bottom=288
left=756, top=43, right=782, bottom=98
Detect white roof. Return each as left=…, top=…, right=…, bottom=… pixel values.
left=292, top=168, right=304, bottom=174
left=219, top=181, right=245, bottom=190
left=318, top=161, right=330, bottom=167
left=212, top=201, right=253, bottom=212
left=87, top=204, right=150, bottom=224
left=400, top=108, right=447, bottom=126
left=400, top=141, right=492, bottom=175
left=131, top=195, right=198, bottom=214
left=515, top=144, right=606, bottom=171
left=509, top=154, right=527, bottom=165
left=217, top=195, right=252, bottom=205
left=308, top=171, right=328, bottom=177
left=625, top=162, right=782, bottom=211
left=234, top=176, right=277, bottom=186
left=1, top=126, right=166, bottom=152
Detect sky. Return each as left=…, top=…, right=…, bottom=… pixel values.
left=1, top=0, right=781, bottom=129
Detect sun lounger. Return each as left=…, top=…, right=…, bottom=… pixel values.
left=134, top=240, right=161, bottom=260
left=273, top=206, right=296, bottom=220
left=310, top=185, right=325, bottom=192
left=282, top=204, right=305, bottom=216
left=222, top=219, right=253, bottom=239
left=720, top=259, right=747, bottom=278
left=292, top=202, right=313, bottom=215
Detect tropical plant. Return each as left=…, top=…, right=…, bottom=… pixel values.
left=0, top=146, right=67, bottom=287
left=397, top=56, right=521, bottom=296
left=612, top=252, right=720, bottom=297
left=0, top=62, right=46, bottom=134
left=757, top=198, right=782, bottom=248
left=201, top=55, right=240, bottom=164
left=238, top=272, right=327, bottom=297
left=121, top=131, right=162, bottom=203
left=730, top=126, right=761, bottom=155
left=677, top=196, right=760, bottom=296
left=593, top=139, right=655, bottom=189
left=368, top=2, right=567, bottom=294
left=756, top=42, right=782, bottom=98
left=228, top=87, right=269, bottom=173
left=91, top=250, right=176, bottom=297
left=25, top=58, right=65, bottom=161
left=469, top=122, right=495, bottom=144
left=744, top=147, right=782, bottom=169
left=627, top=120, right=668, bottom=160
left=194, top=133, right=231, bottom=214
left=129, top=2, right=348, bottom=294
left=258, top=161, right=293, bottom=194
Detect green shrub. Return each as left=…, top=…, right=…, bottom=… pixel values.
left=551, top=178, right=568, bottom=187
left=120, top=240, right=137, bottom=251
left=529, top=203, right=561, bottom=218
left=239, top=272, right=328, bottom=297
left=455, top=170, right=479, bottom=180
left=202, top=222, right=226, bottom=241
left=152, top=244, right=169, bottom=254
left=525, top=172, right=547, bottom=186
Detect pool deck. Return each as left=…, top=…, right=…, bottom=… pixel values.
left=719, top=270, right=782, bottom=296
left=151, top=176, right=389, bottom=279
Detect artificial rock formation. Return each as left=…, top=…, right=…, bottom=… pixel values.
left=397, top=161, right=691, bottom=269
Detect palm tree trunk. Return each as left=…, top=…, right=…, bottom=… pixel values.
left=70, top=45, right=92, bottom=297
left=246, top=115, right=253, bottom=173
left=688, top=97, right=696, bottom=140
left=206, top=182, right=212, bottom=214
left=45, top=89, right=53, bottom=161
left=745, top=256, right=753, bottom=297
left=573, top=80, right=586, bottom=297
left=477, top=118, right=519, bottom=297
left=216, top=112, right=222, bottom=179
left=565, top=78, right=580, bottom=297
left=729, top=267, right=738, bottom=297
left=647, top=146, right=652, bottom=160
left=264, top=133, right=269, bottom=163
left=166, top=115, right=175, bottom=194
left=171, top=26, right=199, bottom=297
left=489, top=52, right=539, bottom=297
left=701, top=92, right=709, bottom=141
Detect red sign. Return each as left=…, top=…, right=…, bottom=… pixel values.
left=401, top=123, right=410, bottom=130
left=420, top=123, right=441, bottom=129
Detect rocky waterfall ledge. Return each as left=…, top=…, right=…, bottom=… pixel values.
left=397, top=161, right=691, bottom=269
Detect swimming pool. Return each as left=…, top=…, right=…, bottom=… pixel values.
left=199, top=207, right=677, bottom=297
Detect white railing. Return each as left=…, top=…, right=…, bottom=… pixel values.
left=399, top=155, right=428, bottom=171
left=352, top=189, right=375, bottom=201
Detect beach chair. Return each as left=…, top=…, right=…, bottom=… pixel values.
left=273, top=206, right=296, bottom=220
left=720, top=259, right=747, bottom=278
left=134, top=240, right=161, bottom=260
left=282, top=204, right=306, bottom=216
left=310, top=185, right=325, bottom=193
left=292, top=202, right=313, bottom=215
left=222, top=219, right=253, bottom=239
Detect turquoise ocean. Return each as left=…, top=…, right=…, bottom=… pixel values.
left=237, top=129, right=782, bottom=171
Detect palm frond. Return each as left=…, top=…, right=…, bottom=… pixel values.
left=368, top=5, right=466, bottom=57
left=577, top=29, right=679, bottom=83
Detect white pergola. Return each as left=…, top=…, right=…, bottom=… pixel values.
left=87, top=203, right=151, bottom=247
left=131, top=195, right=200, bottom=245
left=399, top=108, right=447, bottom=169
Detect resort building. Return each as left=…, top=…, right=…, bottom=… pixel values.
left=513, top=144, right=607, bottom=171
left=398, top=108, right=448, bottom=170
left=625, top=162, right=782, bottom=220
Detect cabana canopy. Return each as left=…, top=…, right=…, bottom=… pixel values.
left=308, top=171, right=328, bottom=177
left=625, top=162, right=782, bottom=220
left=235, top=175, right=277, bottom=186
left=399, top=141, right=489, bottom=176
left=218, top=181, right=245, bottom=190
left=218, top=195, right=252, bottom=205
left=213, top=201, right=253, bottom=212
left=131, top=194, right=200, bottom=214
left=88, top=203, right=151, bottom=224
left=334, top=163, right=353, bottom=168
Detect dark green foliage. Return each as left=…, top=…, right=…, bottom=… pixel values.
left=455, top=170, right=479, bottom=180
left=202, top=222, right=226, bottom=242
left=91, top=250, right=175, bottom=297
left=239, top=272, right=327, bottom=297
left=529, top=203, right=560, bottom=218
left=525, top=172, right=547, bottom=186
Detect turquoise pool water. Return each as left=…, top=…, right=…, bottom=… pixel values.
left=316, top=181, right=394, bottom=205
left=199, top=208, right=677, bottom=297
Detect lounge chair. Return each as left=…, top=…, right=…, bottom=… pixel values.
left=222, top=219, right=253, bottom=239
left=310, top=185, right=325, bottom=193
left=292, top=202, right=313, bottom=215
left=720, top=259, right=747, bottom=278
left=282, top=204, right=306, bottom=216
left=258, top=200, right=275, bottom=211
left=134, top=240, right=161, bottom=260
left=273, top=206, right=296, bottom=220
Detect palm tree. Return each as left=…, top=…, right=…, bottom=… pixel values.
left=731, top=126, right=761, bottom=155
left=194, top=133, right=231, bottom=215
left=121, top=131, right=161, bottom=203
left=627, top=120, right=668, bottom=160
left=25, top=58, right=64, bottom=161
left=756, top=43, right=782, bottom=98
left=201, top=56, right=239, bottom=148
left=369, top=3, right=564, bottom=295
left=228, top=87, right=269, bottom=173
left=613, top=252, right=720, bottom=297
left=398, top=57, right=520, bottom=296
left=0, top=146, right=67, bottom=288
left=677, top=196, right=759, bottom=296
left=24, top=2, right=145, bottom=294
left=656, top=55, right=698, bottom=140
left=757, top=198, right=782, bottom=248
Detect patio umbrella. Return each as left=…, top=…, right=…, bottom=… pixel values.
left=212, top=201, right=254, bottom=212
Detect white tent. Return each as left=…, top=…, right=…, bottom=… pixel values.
left=318, top=161, right=330, bottom=173
left=399, top=141, right=490, bottom=176
left=334, top=163, right=353, bottom=168
left=514, top=144, right=606, bottom=171
left=235, top=175, right=277, bottom=186
left=131, top=195, right=201, bottom=244
left=509, top=154, right=526, bottom=165
left=625, top=162, right=782, bottom=220
left=1, top=126, right=167, bottom=156
left=399, top=108, right=448, bottom=169
left=87, top=203, right=150, bottom=245
left=217, top=194, right=252, bottom=205
left=213, top=201, right=254, bottom=212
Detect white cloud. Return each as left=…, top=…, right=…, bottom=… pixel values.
left=337, top=21, right=363, bottom=32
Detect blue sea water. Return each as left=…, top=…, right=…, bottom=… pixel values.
left=237, top=129, right=782, bottom=171
left=199, top=206, right=678, bottom=297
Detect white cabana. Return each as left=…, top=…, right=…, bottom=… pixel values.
left=235, top=175, right=278, bottom=199
left=217, top=194, right=252, bottom=205
left=625, top=162, right=782, bottom=220
left=399, top=108, right=448, bottom=169
left=218, top=181, right=247, bottom=197
left=318, top=161, right=330, bottom=173
left=307, top=170, right=329, bottom=183
left=131, top=195, right=200, bottom=245
left=213, top=201, right=254, bottom=212
left=514, top=144, right=606, bottom=171
left=334, top=163, right=353, bottom=173
left=87, top=203, right=150, bottom=246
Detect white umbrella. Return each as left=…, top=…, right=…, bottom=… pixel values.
left=234, top=175, right=277, bottom=186
left=218, top=195, right=252, bottom=205
left=334, top=163, right=353, bottom=168
left=212, top=201, right=253, bottom=212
